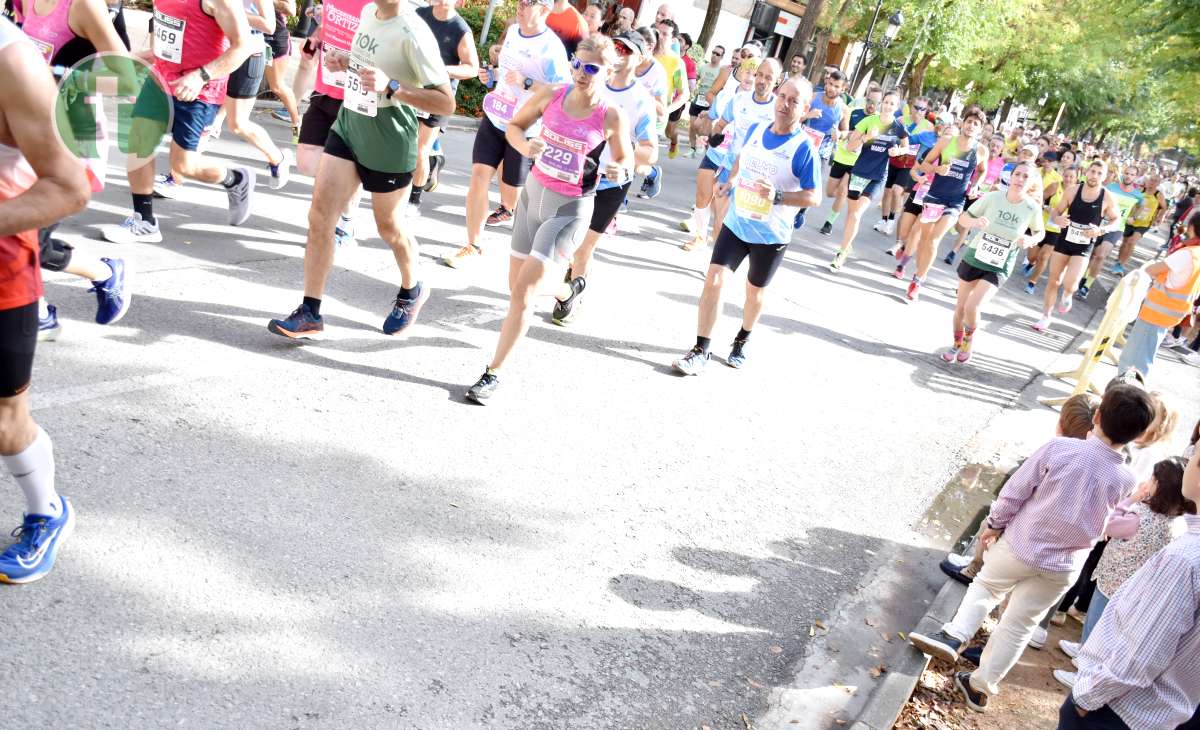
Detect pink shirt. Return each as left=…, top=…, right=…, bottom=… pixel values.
left=15, top=0, right=76, bottom=62
left=312, top=0, right=372, bottom=100
left=530, top=85, right=608, bottom=198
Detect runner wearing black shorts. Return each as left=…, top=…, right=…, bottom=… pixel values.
left=263, top=6, right=300, bottom=142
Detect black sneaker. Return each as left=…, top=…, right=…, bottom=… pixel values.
left=908, top=629, right=963, bottom=664
left=466, top=369, right=499, bottom=404
left=954, top=671, right=989, bottom=712
left=939, top=558, right=973, bottom=586
left=727, top=339, right=747, bottom=368
left=423, top=154, right=444, bottom=193
left=819, top=221, right=833, bottom=235
left=552, top=276, right=586, bottom=326
left=960, top=645, right=982, bottom=666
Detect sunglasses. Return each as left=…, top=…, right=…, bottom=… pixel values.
left=614, top=43, right=633, bottom=57
left=913, top=105, right=927, bottom=111
left=571, top=56, right=603, bottom=75
left=712, top=50, right=724, bottom=56
left=518, top=0, right=545, bottom=7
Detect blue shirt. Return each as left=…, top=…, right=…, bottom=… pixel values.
left=725, top=123, right=821, bottom=244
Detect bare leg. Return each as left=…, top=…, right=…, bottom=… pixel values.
left=412, top=123, right=437, bottom=190
left=0, top=391, right=37, bottom=456
left=1117, top=232, right=1143, bottom=267
left=837, top=195, right=871, bottom=252
left=224, top=96, right=283, bottom=165
left=915, top=215, right=960, bottom=279
left=489, top=255, right=548, bottom=370
left=372, top=185, right=419, bottom=289
left=265, top=57, right=300, bottom=128
left=697, top=263, right=727, bottom=338
left=742, top=280, right=766, bottom=331
left=465, top=163, right=498, bottom=248
left=302, top=154, right=362, bottom=298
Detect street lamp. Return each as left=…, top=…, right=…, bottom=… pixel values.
left=849, top=4, right=903, bottom=93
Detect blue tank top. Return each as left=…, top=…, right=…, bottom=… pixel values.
left=926, top=136, right=978, bottom=205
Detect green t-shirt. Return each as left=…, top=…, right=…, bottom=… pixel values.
left=331, top=3, right=450, bottom=173
left=962, top=190, right=1045, bottom=275
left=832, top=113, right=883, bottom=166
left=1106, top=183, right=1144, bottom=228
left=693, top=63, right=721, bottom=105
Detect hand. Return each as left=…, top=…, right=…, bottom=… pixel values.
left=978, top=527, right=1002, bottom=551
left=755, top=180, right=775, bottom=201
left=973, top=216, right=991, bottom=229
left=526, top=137, right=547, bottom=157
left=477, top=66, right=491, bottom=84
left=504, top=69, right=524, bottom=87
left=935, top=164, right=952, bottom=176
left=1016, top=235, right=1034, bottom=249
left=357, top=65, right=390, bottom=94
left=604, top=163, right=627, bottom=183
left=1053, top=214, right=1070, bottom=227
left=715, top=182, right=731, bottom=198
left=170, top=70, right=205, bottom=102
left=634, top=163, right=652, bottom=177
left=1086, top=226, right=1103, bottom=239
left=1075, top=706, right=1089, bottom=718
left=323, top=49, right=349, bottom=73
left=805, top=109, right=823, bottom=121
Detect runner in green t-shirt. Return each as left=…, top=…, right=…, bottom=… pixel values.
left=267, top=0, right=454, bottom=340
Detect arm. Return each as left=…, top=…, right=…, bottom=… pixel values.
left=246, top=0, right=276, bottom=36
left=986, top=441, right=1052, bottom=530
left=1102, top=500, right=1140, bottom=540
left=0, top=42, right=89, bottom=235
left=390, top=81, right=455, bottom=116
left=705, top=67, right=729, bottom=105
left=172, top=0, right=254, bottom=102
left=667, top=67, right=687, bottom=111
left=1098, top=190, right=1123, bottom=234
left=601, top=106, right=633, bottom=181
left=446, top=29, right=481, bottom=82
left=70, top=0, right=131, bottom=53
left=503, top=84, right=555, bottom=157
left=273, top=0, right=294, bottom=18
left=1153, top=192, right=1167, bottom=226
left=914, top=138, right=949, bottom=175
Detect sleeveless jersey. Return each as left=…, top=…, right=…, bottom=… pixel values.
left=151, top=0, right=230, bottom=105
left=849, top=115, right=907, bottom=182
left=481, top=25, right=569, bottom=132
left=13, top=0, right=74, bottom=62
left=726, top=123, right=817, bottom=244
left=0, top=19, right=43, bottom=309
left=708, top=89, right=774, bottom=170
left=530, top=85, right=608, bottom=197
left=925, top=136, right=979, bottom=205
left=803, top=92, right=842, bottom=159
left=313, top=0, right=371, bottom=100
left=1105, top=182, right=1144, bottom=228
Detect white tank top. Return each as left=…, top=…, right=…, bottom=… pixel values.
left=731, top=123, right=807, bottom=242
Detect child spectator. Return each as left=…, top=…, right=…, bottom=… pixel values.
left=909, top=384, right=1156, bottom=713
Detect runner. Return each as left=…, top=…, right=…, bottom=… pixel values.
left=778, top=53, right=804, bottom=86
left=817, top=80, right=874, bottom=237
left=939, top=162, right=1045, bottom=364
left=1022, top=163, right=1079, bottom=294
left=464, top=33, right=632, bottom=403
left=263, top=0, right=300, bottom=143
left=702, top=40, right=760, bottom=110
left=801, top=68, right=846, bottom=177
left=102, top=0, right=258, bottom=243
left=828, top=89, right=908, bottom=271
left=266, top=0, right=454, bottom=339
left=440, top=0, right=569, bottom=268
left=0, top=17, right=90, bottom=582
left=653, top=18, right=686, bottom=160
left=408, top=0, right=478, bottom=217
left=670, top=76, right=820, bottom=375
left=631, top=24, right=667, bottom=198
left=550, top=29, right=656, bottom=326
left=582, top=3, right=601, bottom=34
left=1033, top=159, right=1121, bottom=332
left=886, top=111, right=955, bottom=258
left=1078, top=164, right=1144, bottom=299
left=685, top=43, right=722, bottom=157
left=874, top=96, right=933, bottom=236
left=1114, top=173, right=1166, bottom=274
left=944, top=133, right=1006, bottom=264
left=1013, top=149, right=1062, bottom=274
left=545, top=0, right=585, bottom=56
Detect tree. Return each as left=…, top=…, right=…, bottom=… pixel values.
left=697, top=0, right=723, bottom=49
left=787, top=0, right=827, bottom=67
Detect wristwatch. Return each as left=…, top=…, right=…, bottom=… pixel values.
left=773, top=190, right=784, bottom=206
left=198, top=66, right=211, bottom=82
left=385, top=79, right=401, bottom=99
left=523, top=77, right=534, bottom=91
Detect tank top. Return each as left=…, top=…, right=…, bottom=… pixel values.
left=972, top=157, right=1005, bottom=196
left=709, top=89, right=775, bottom=170
left=14, top=0, right=74, bottom=62
left=728, top=123, right=810, bottom=244
left=151, top=0, right=230, bottom=105
left=1061, top=183, right=1105, bottom=246
left=0, top=18, right=44, bottom=310
left=803, top=91, right=842, bottom=157
left=926, top=135, right=978, bottom=204
left=530, top=85, right=608, bottom=198
left=313, top=0, right=369, bottom=100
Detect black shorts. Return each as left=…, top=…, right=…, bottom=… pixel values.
left=668, top=105, right=684, bottom=123
left=472, top=115, right=530, bottom=188
left=957, top=259, right=1006, bottom=289
left=324, top=130, right=413, bottom=193
left=588, top=182, right=631, bottom=233
left=227, top=51, right=266, bottom=99
left=711, top=225, right=788, bottom=288
left=1038, top=229, right=1061, bottom=247
left=299, top=93, right=342, bottom=147
left=266, top=15, right=291, bottom=58
left=904, top=195, right=924, bottom=217
left=0, top=302, right=38, bottom=398
left=1054, top=230, right=1093, bottom=258
left=301, top=37, right=320, bottom=57
left=1097, top=230, right=1122, bottom=247
left=1124, top=223, right=1149, bottom=238
left=829, top=160, right=853, bottom=180
left=688, top=101, right=709, bottom=118
left=419, top=114, right=449, bottom=130
left=699, top=154, right=721, bottom=173
left=846, top=177, right=882, bottom=202
left=886, top=165, right=912, bottom=189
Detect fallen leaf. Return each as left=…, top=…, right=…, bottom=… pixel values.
left=745, top=676, right=764, bottom=689
left=868, top=663, right=888, bottom=678
left=835, top=720, right=847, bottom=726
left=741, top=713, right=754, bottom=730
left=897, top=631, right=908, bottom=641
left=769, top=645, right=783, bottom=654
left=882, top=632, right=893, bottom=642
left=708, top=681, right=722, bottom=688
left=865, top=617, right=878, bottom=627
left=449, top=503, right=460, bottom=508
left=815, top=619, right=827, bottom=630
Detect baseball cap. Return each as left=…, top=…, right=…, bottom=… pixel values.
left=935, top=111, right=955, bottom=126
left=1020, top=143, right=1039, bottom=157
left=613, top=30, right=646, bottom=56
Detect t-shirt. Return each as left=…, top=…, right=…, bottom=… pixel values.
left=1164, top=246, right=1199, bottom=288
left=682, top=54, right=696, bottom=81
left=330, top=4, right=450, bottom=173
left=831, top=108, right=868, bottom=166
left=415, top=6, right=469, bottom=92
left=656, top=51, right=686, bottom=106
left=962, top=190, right=1045, bottom=276
left=636, top=58, right=669, bottom=105
left=724, top=123, right=820, bottom=244
left=1041, top=167, right=1063, bottom=200
left=482, top=26, right=570, bottom=132
left=545, top=4, right=586, bottom=56
left=849, top=115, right=908, bottom=182
left=1106, top=183, right=1145, bottom=228
left=598, top=80, right=655, bottom=191
left=692, top=63, right=720, bottom=106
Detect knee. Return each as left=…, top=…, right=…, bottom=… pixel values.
left=375, top=214, right=407, bottom=244
left=0, top=400, right=34, bottom=453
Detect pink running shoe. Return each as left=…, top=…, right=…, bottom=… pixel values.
left=1057, top=297, right=1073, bottom=315
left=940, top=347, right=959, bottom=363
left=956, top=348, right=973, bottom=364
left=1032, top=316, right=1052, bottom=332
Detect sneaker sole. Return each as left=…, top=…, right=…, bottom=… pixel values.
left=103, top=226, right=163, bottom=244
left=38, top=326, right=62, bottom=342
left=267, top=320, right=322, bottom=340
left=954, top=673, right=987, bottom=713
left=908, top=632, right=960, bottom=664
left=465, top=390, right=490, bottom=405
left=671, top=362, right=702, bottom=376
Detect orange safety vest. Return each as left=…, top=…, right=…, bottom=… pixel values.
left=1139, top=243, right=1200, bottom=327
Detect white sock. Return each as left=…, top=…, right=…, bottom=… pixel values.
left=37, top=297, right=49, bottom=319
left=3, top=426, right=59, bottom=518
left=693, top=205, right=711, bottom=235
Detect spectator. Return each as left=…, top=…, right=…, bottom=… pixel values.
left=908, top=385, right=1157, bottom=713
left=679, top=32, right=696, bottom=93
left=615, top=5, right=635, bottom=33
left=583, top=2, right=602, bottom=34
left=780, top=53, right=805, bottom=85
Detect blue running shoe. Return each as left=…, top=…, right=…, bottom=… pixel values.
left=644, top=166, right=663, bottom=199
left=1111, top=261, right=1126, bottom=276
left=672, top=347, right=710, bottom=376
left=335, top=216, right=356, bottom=250
left=268, top=304, right=324, bottom=339
left=91, top=257, right=132, bottom=325
left=1024, top=281, right=1036, bottom=295
left=271, top=109, right=293, bottom=124
left=1021, top=260, right=1035, bottom=276
left=1075, top=283, right=1090, bottom=301
left=38, top=303, right=61, bottom=341
left=793, top=210, right=806, bottom=230
left=0, top=497, right=75, bottom=584
left=382, top=282, right=430, bottom=335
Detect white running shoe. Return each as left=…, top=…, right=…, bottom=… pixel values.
left=153, top=173, right=182, bottom=199
left=269, top=149, right=292, bottom=190
left=103, top=214, right=163, bottom=244
left=406, top=202, right=422, bottom=218
left=1184, top=350, right=1200, bottom=367
left=885, top=242, right=902, bottom=257
left=1059, top=639, right=1081, bottom=659
left=872, top=219, right=889, bottom=233
left=226, top=167, right=256, bottom=226
left=1030, top=626, right=1047, bottom=649
left=1161, top=334, right=1184, bottom=349
left=884, top=218, right=897, bottom=235
left=945, top=552, right=972, bottom=568
left=1052, top=669, right=1076, bottom=689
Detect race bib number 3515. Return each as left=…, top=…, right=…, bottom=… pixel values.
left=345, top=60, right=377, bottom=117
left=153, top=10, right=186, bottom=64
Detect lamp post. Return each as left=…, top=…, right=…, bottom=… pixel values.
left=849, top=5, right=903, bottom=94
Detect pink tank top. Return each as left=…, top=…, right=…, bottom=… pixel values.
left=151, top=0, right=230, bottom=105
left=15, top=0, right=75, bottom=63
left=312, top=0, right=371, bottom=100
left=531, top=85, right=608, bottom=197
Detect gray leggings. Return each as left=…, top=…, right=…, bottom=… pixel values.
left=510, top=176, right=594, bottom=264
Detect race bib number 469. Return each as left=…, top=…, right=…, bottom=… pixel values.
left=153, top=10, right=186, bottom=64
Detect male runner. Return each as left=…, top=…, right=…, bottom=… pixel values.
left=1114, top=173, right=1165, bottom=274
left=686, top=43, right=723, bottom=157
left=875, top=96, right=933, bottom=236
left=818, top=82, right=876, bottom=235
left=103, top=0, right=257, bottom=243
left=671, top=77, right=821, bottom=375
left=267, top=0, right=454, bottom=338
left=0, top=17, right=90, bottom=583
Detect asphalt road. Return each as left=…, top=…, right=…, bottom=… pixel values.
left=4, top=114, right=1197, bottom=730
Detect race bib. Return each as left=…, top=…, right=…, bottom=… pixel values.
left=912, top=182, right=930, bottom=205
left=734, top=178, right=773, bottom=221
left=321, top=49, right=347, bottom=89
left=482, top=91, right=518, bottom=123
left=975, top=231, right=1013, bottom=268
left=848, top=174, right=870, bottom=194
left=803, top=126, right=825, bottom=150
left=153, top=10, right=186, bottom=64
left=920, top=203, right=946, bottom=223
left=344, top=60, right=377, bottom=117
left=534, top=128, right=587, bottom=185
left=1065, top=222, right=1091, bottom=244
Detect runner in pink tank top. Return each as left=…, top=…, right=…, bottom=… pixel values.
left=13, top=0, right=127, bottom=65
left=531, top=84, right=609, bottom=198
left=13, top=0, right=73, bottom=61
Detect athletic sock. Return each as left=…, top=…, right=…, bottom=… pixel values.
left=410, top=187, right=423, bottom=205
left=398, top=282, right=421, bottom=300
left=887, top=212, right=896, bottom=221
left=132, top=193, right=155, bottom=225
left=302, top=296, right=322, bottom=316
left=825, top=209, right=840, bottom=225
left=221, top=168, right=244, bottom=189
left=961, top=325, right=976, bottom=350
left=735, top=328, right=751, bottom=343
left=695, top=336, right=711, bottom=353
left=953, top=328, right=965, bottom=348
left=1082, top=275, right=1095, bottom=288
left=37, top=297, right=49, bottom=319
left=2, top=426, right=60, bottom=518
left=692, top=205, right=711, bottom=234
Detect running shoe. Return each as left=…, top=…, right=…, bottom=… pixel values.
left=1059, top=640, right=1081, bottom=659
left=1024, top=281, right=1036, bottom=295
left=680, top=218, right=692, bottom=232
left=885, top=242, right=902, bottom=257
left=406, top=201, right=423, bottom=218
left=726, top=339, right=747, bottom=369
left=944, top=250, right=957, bottom=266
left=956, top=348, right=973, bottom=364
left=1021, top=260, right=1036, bottom=276
left=0, top=497, right=75, bottom=584
left=271, top=108, right=293, bottom=124
left=486, top=205, right=512, bottom=226
left=227, top=167, right=256, bottom=226
left=819, top=221, right=833, bottom=236
left=153, top=173, right=182, bottom=199
left=954, top=672, right=988, bottom=713
left=91, top=257, right=132, bottom=325
left=38, top=304, right=61, bottom=341
left=1030, top=626, right=1047, bottom=649
left=103, top=214, right=162, bottom=244
left=672, top=347, right=710, bottom=376
left=1111, top=261, right=1126, bottom=276
left=668, top=145, right=678, bottom=159
left=1184, top=350, right=1200, bottom=367
left=466, top=369, right=499, bottom=404
left=829, top=249, right=848, bottom=271
left=267, top=304, right=324, bottom=339
left=335, top=216, right=356, bottom=250
left=423, top=155, right=445, bottom=193
left=940, top=346, right=959, bottom=363
left=268, top=149, right=293, bottom=190
left=1057, top=296, right=1073, bottom=315
left=441, top=243, right=482, bottom=268
left=643, top=166, right=663, bottom=199
left=893, top=262, right=907, bottom=279
left=1161, top=334, right=1185, bottom=349
left=1052, top=670, right=1076, bottom=690
left=960, top=645, right=982, bottom=666
left=906, top=279, right=922, bottom=302
left=872, top=219, right=888, bottom=234
left=382, top=283, right=430, bottom=335
left=884, top=218, right=896, bottom=235
left=908, top=629, right=963, bottom=664
left=685, top=148, right=697, bottom=159
left=1075, top=283, right=1090, bottom=301
left=552, top=276, right=586, bottom=325
left=1031, top=316, right=1052, bottom=332
left=681, top=234, right=706, bottom=252
left=794, top=211, right=805, bottom=230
